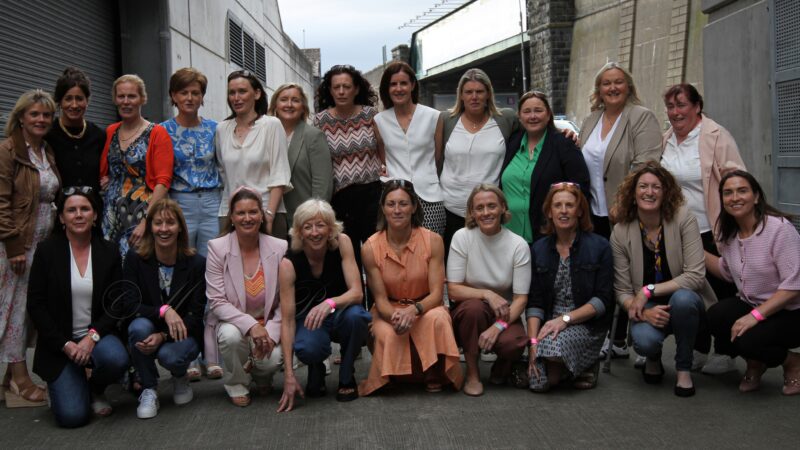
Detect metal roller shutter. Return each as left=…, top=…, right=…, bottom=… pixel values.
left=0, top=0, right=120, bottom=130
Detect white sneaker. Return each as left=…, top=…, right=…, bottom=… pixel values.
left=692, top=351, right=708, bottom=371
left=599, top=337, right=630, bottom=359
left=481, top=352, right=498, bottom=362
left=324, top=356, right=332, bottom=375
left=172, top=375, right=193, bottom=405
left=634, top=355, right=647, bottom=369
left=137, top=388, right=159, bottom=419
left=701, top=353, right=737, bottom=375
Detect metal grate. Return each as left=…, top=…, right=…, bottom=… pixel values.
left=255, top=42, right=266, bottom=84
left=776, top=79, right=800, bottom=155
left=228, top=17, right=243, bottom=67
left=775, top=0, right=800, bottom=71
left=243, top=32, right=255, bottom=74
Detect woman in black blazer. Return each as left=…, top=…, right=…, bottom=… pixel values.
left=122, top=198, right=206, bottom=419
left=28, top=187, right=128, bottom=427
left=500, top=91, right=591, bottom=244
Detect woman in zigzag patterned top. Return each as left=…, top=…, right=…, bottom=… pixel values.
left=313, top=65, right=384, bottom=305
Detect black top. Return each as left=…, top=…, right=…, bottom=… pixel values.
left=27, top=234, right=122, bottom=382
left=45, top=119, right=105, bottom=193
left=642, top=234, right=673, bottom=304
left=286, top=247, right=347, bottom=319
left=500, top=127, right=592, bottom=243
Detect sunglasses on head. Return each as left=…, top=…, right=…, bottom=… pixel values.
left=384, top=178, right=414, bottom=190
left=228, top=69, right=254, bottom=80
left=62, top=186, right=93, bottom=196
left=550, top=181, right=580, bottom=190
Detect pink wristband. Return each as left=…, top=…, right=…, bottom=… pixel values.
left=159, top=305, right=171, bottom=318
left=530, top=337, right=539, bottom=346
left=494, top=320, right=508, bottom=331
left=641, top=286, right=652, bottom=299
left=324, top=299, right=336, bottom=312
left=750, top=309, right=765, bottom=322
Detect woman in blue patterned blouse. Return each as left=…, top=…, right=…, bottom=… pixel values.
left=161, top=67, right=223, bottom=381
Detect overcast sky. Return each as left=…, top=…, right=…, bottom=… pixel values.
left=277, top=0, right=465, bottom=73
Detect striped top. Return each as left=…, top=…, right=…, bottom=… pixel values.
left=313, top=106, right=381, bottom=192
left=718, top=215, right=800, bottom=309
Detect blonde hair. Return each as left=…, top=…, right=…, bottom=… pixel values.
left=4, top=89, right=56, bottom=137
left=289, top=199, right=343, bottom=251
left=112, top=74, right=148, bottom=104
left=465, top=184, right=511, bottom=229
left=450, top=68, right=500, bottom=118
left=589, top=62, right=641, bottom=111
left=268, top=83, right=310, bottom=122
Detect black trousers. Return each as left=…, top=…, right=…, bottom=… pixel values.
left=708, top=297, right=800, bottom=367
left=444, top=209, right=465, bottom=263
left=331, top=181, right=381, bottom=308
left=591, top=214, right=628, bottom=343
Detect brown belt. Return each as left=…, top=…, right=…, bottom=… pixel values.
left=388, top=294, right=427, bottom=306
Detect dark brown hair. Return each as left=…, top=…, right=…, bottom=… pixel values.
left=379, top=61, right=419, bottom=108
left=540, top=183, right=593, bottom=235
left=220, top=187, right=269, bottom=235
left=715, top=170, right=793, bottom=243
left=518, top=90, right=556, bottom=131
left=376, top=179, right=424, bottom=231
left=315, top=65, right=377, bottom=112
left=169, top=67, right=208, bottom=106
left=54, top=67, right=91, bottom=103
left=614, top=162, right=684, bottom=224
left=226, top=70, right=268, bottom=120
left=663, top=83, right=703, bottom=114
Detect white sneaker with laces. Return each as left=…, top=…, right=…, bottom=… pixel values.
left=702, top=353, right=737, bottom=374
left=137, top=388, right=159, bottom=419
left=692, top=350, right=708, bottom=371
left=599, top=337, right=630, bottom=359
left=173, top=375, right=193, bottom=405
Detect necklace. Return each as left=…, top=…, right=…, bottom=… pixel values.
left=119, top=122, right=146, bottom=142
left=463, top=114, right=487, bottom=132
left=59, top=117, right=87, bottom=139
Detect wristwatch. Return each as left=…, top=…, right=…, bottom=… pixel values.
left=645, top=284, right=656, bottom=297
left=88, top=329, right=100, bottom=343
left=561, top=314, right=572, bottom=324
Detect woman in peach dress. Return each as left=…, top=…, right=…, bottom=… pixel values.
left=360, top=179, right=463, bottom=395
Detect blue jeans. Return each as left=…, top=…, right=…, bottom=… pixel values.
left=630, top=289, right=705, bottom=371
left=170, top=189, right=221, bottom=258
left=47, top=335, right=129, bottom=428
left=128, top=318, right=200, bottom=389
left=295, top=305, right=371, bottom=390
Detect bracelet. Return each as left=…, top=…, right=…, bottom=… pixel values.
left=750, top=309, right=765, bottom=322
left=493, top=320, right=508, bottom=331
left=159, top=304, right=172, bottom=318
left=529, top=337, right=539, bottom=346
left=414, top=302, right=424, bottom=316
left=324, top=298, right=336, bottom=313
left=265, top=209, right=275, bottom=217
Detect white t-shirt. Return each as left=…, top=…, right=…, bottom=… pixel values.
left=374, top=104, right=443, bottom=203
left=440, top=118, right=506, bottom=217
left=216, top=115, right=292, bottom=215
left=447, top=227, right=531, bottom=303
left=661, top=123, right=709, bottom=232
left=70, top=245, right=93, bottom=339
left=582, top=113, right=621, bottom=216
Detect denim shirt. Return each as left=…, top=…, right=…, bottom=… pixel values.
left=527, top=230, right=614, bottom=330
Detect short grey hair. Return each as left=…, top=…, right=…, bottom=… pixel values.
left=289, top=199, right=343, bottom=251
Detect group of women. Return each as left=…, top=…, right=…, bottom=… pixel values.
left=1, top=60, right=798, bottom=428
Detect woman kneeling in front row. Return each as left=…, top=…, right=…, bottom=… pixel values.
left=278, top=199, right=371, bottom=412
left=527, top=183, right=613, bottom=392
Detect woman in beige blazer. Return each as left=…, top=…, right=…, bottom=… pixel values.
left=611, top=162, right=716, bottom=397
left=206, top=187, right=286, bottom=407
left=579, top=62, right=662, bottom=358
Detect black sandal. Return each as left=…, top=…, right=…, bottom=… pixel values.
left=336, top=380, right=358, bottom=402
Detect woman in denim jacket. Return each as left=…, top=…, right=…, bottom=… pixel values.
left=527, top=183, right=613, bottom=392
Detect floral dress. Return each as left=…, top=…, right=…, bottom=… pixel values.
left=535, top=257, right=605, bottom=377
left=102, top=124, right=154, bottom=258
left=0, top=146, right=58, bottom=363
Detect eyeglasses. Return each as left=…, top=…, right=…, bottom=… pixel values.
left=550, top=182, right=580, bottom=190
left=62, top=186, right=93, bottom=196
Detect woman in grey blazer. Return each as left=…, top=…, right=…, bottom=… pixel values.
left=579, top=62, right=662, bottom=358
left=268, top=84, right=333, bottom=230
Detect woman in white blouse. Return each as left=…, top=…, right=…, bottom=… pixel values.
left=660, top=83, right=745, bottom=374
left=216, top=70, right=291, bottom=238
left=438, top=68, right=519, bottom=252
left=374, top=62, right=445, bottom=235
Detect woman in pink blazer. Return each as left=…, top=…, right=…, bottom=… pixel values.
left=206, top=187, right=286, bottom=407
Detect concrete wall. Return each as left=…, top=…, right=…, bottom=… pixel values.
left=702, top=0, right=772, bottom=187
left=564, top=0, right=705, bottom=128
left=165, top=0, right=314, bottom=122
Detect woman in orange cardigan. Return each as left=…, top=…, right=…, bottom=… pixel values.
left=100, top=74, right=173, bottom=258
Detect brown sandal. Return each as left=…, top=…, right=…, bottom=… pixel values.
left=6, top=380, right=47, bottom=408
left=230, top=394, right=251, bottom=407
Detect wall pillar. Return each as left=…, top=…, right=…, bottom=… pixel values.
left=527, top=0, right=575, bottom=113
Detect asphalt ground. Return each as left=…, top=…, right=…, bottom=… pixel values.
left=1, top=339, right=798, bottom=449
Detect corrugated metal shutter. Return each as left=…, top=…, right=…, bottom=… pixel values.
left=771, top=0, right=800, bottom=230
left=0, top=0, right=119, bottom=131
